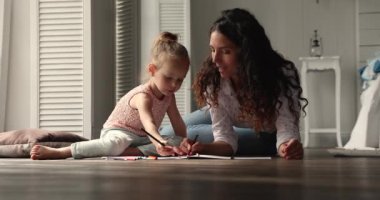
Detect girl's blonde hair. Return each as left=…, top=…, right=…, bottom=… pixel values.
left=151, top=32, right=190, bottom=67
left=141, top=32, right=190, bottom=83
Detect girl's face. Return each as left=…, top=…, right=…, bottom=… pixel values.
left=209, top=31, right=240, bottom=80
left=150, top=58, right=189, bottom=98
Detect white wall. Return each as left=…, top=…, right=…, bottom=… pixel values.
left=140, top=0, right=159, bottom=71
left=0, top=0, right=11, bottom=132
left=91, top=0, right=117, bottom=138
left=6, top=0, right=30, bottom=130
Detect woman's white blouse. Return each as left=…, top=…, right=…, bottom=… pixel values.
left=209, top=79, right=301, bottom=153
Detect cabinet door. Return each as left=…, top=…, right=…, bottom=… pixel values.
left=30, top=0, right=92, bottom=138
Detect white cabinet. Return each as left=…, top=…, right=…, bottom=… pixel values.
left=300, top=56, right=342, bottom=147
left=30, top=0, right=93, bottom=137
left=30, top=0, right=118, bottom=139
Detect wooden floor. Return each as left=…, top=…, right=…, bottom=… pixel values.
left=0, top=148, right=379, bottom=200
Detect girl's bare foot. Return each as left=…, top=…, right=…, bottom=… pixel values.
left=30, top=145, right=72, bottom=160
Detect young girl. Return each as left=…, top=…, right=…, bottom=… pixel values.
left=30, top=32, right=190, bottom=159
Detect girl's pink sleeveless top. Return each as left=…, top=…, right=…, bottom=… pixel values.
left=103, top=83, right=172, bottom=136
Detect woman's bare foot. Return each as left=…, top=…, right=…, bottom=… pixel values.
left=30, top=145, right=72, bottom=160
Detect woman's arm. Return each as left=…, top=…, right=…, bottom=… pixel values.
left=276, top=95, right=304, bottom=159
left=208, top=89, right=239, bottom=154
left=179, top=138, right=234, bottom=156
left=178, top=104, right=237, bottom=156
left=278, top=139, right=303, bottom=159
left=193, top=141, right=234, bottom=156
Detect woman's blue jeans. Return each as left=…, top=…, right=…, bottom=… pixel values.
left=160, top=108, right=277, bottom=156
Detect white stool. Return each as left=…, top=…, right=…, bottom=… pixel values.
left=299, top=56, right=342, bottom=147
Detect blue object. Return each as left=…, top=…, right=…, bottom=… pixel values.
left=159, top=107, right=277, bottom=156
left=358, top=65, right=366, bottom=77
left=360, top=58, right=380, bottom=81
left=373, top=60, right=380, bottom=73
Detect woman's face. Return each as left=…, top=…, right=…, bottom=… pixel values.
left=209, top=31, right=240, bottom=79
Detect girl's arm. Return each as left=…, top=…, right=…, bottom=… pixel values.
left=131, top=93, right=181, bottom=156
left=131, top=93, right=166, bottom=145
left=166, top=94, right=186, bottom=138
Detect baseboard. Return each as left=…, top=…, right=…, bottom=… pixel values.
left=301, top=132, right=351, bottom=148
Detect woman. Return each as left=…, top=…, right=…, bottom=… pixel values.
left=162, top=8, right=307, bottom=159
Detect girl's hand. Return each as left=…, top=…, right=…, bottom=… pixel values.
left=172, top=146, right=187, bottom=156
left=156, top=145, right=176, bottom=156
left=278, top=139, right=303, bottom=160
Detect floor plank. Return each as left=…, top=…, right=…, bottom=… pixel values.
left=0, top=148, right=380, bottom=200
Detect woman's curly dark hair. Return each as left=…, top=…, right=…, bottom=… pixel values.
left=193, top=8, right=308, bottom=131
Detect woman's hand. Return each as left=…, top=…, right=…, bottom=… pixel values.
left=179, top=138, right=202, bottom=155
left=278, top=139, right=303, bottom=160
left=155, top=143, right=187, bottom=156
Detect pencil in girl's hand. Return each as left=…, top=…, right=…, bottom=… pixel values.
left=141, top=128, right=166, bottom=146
